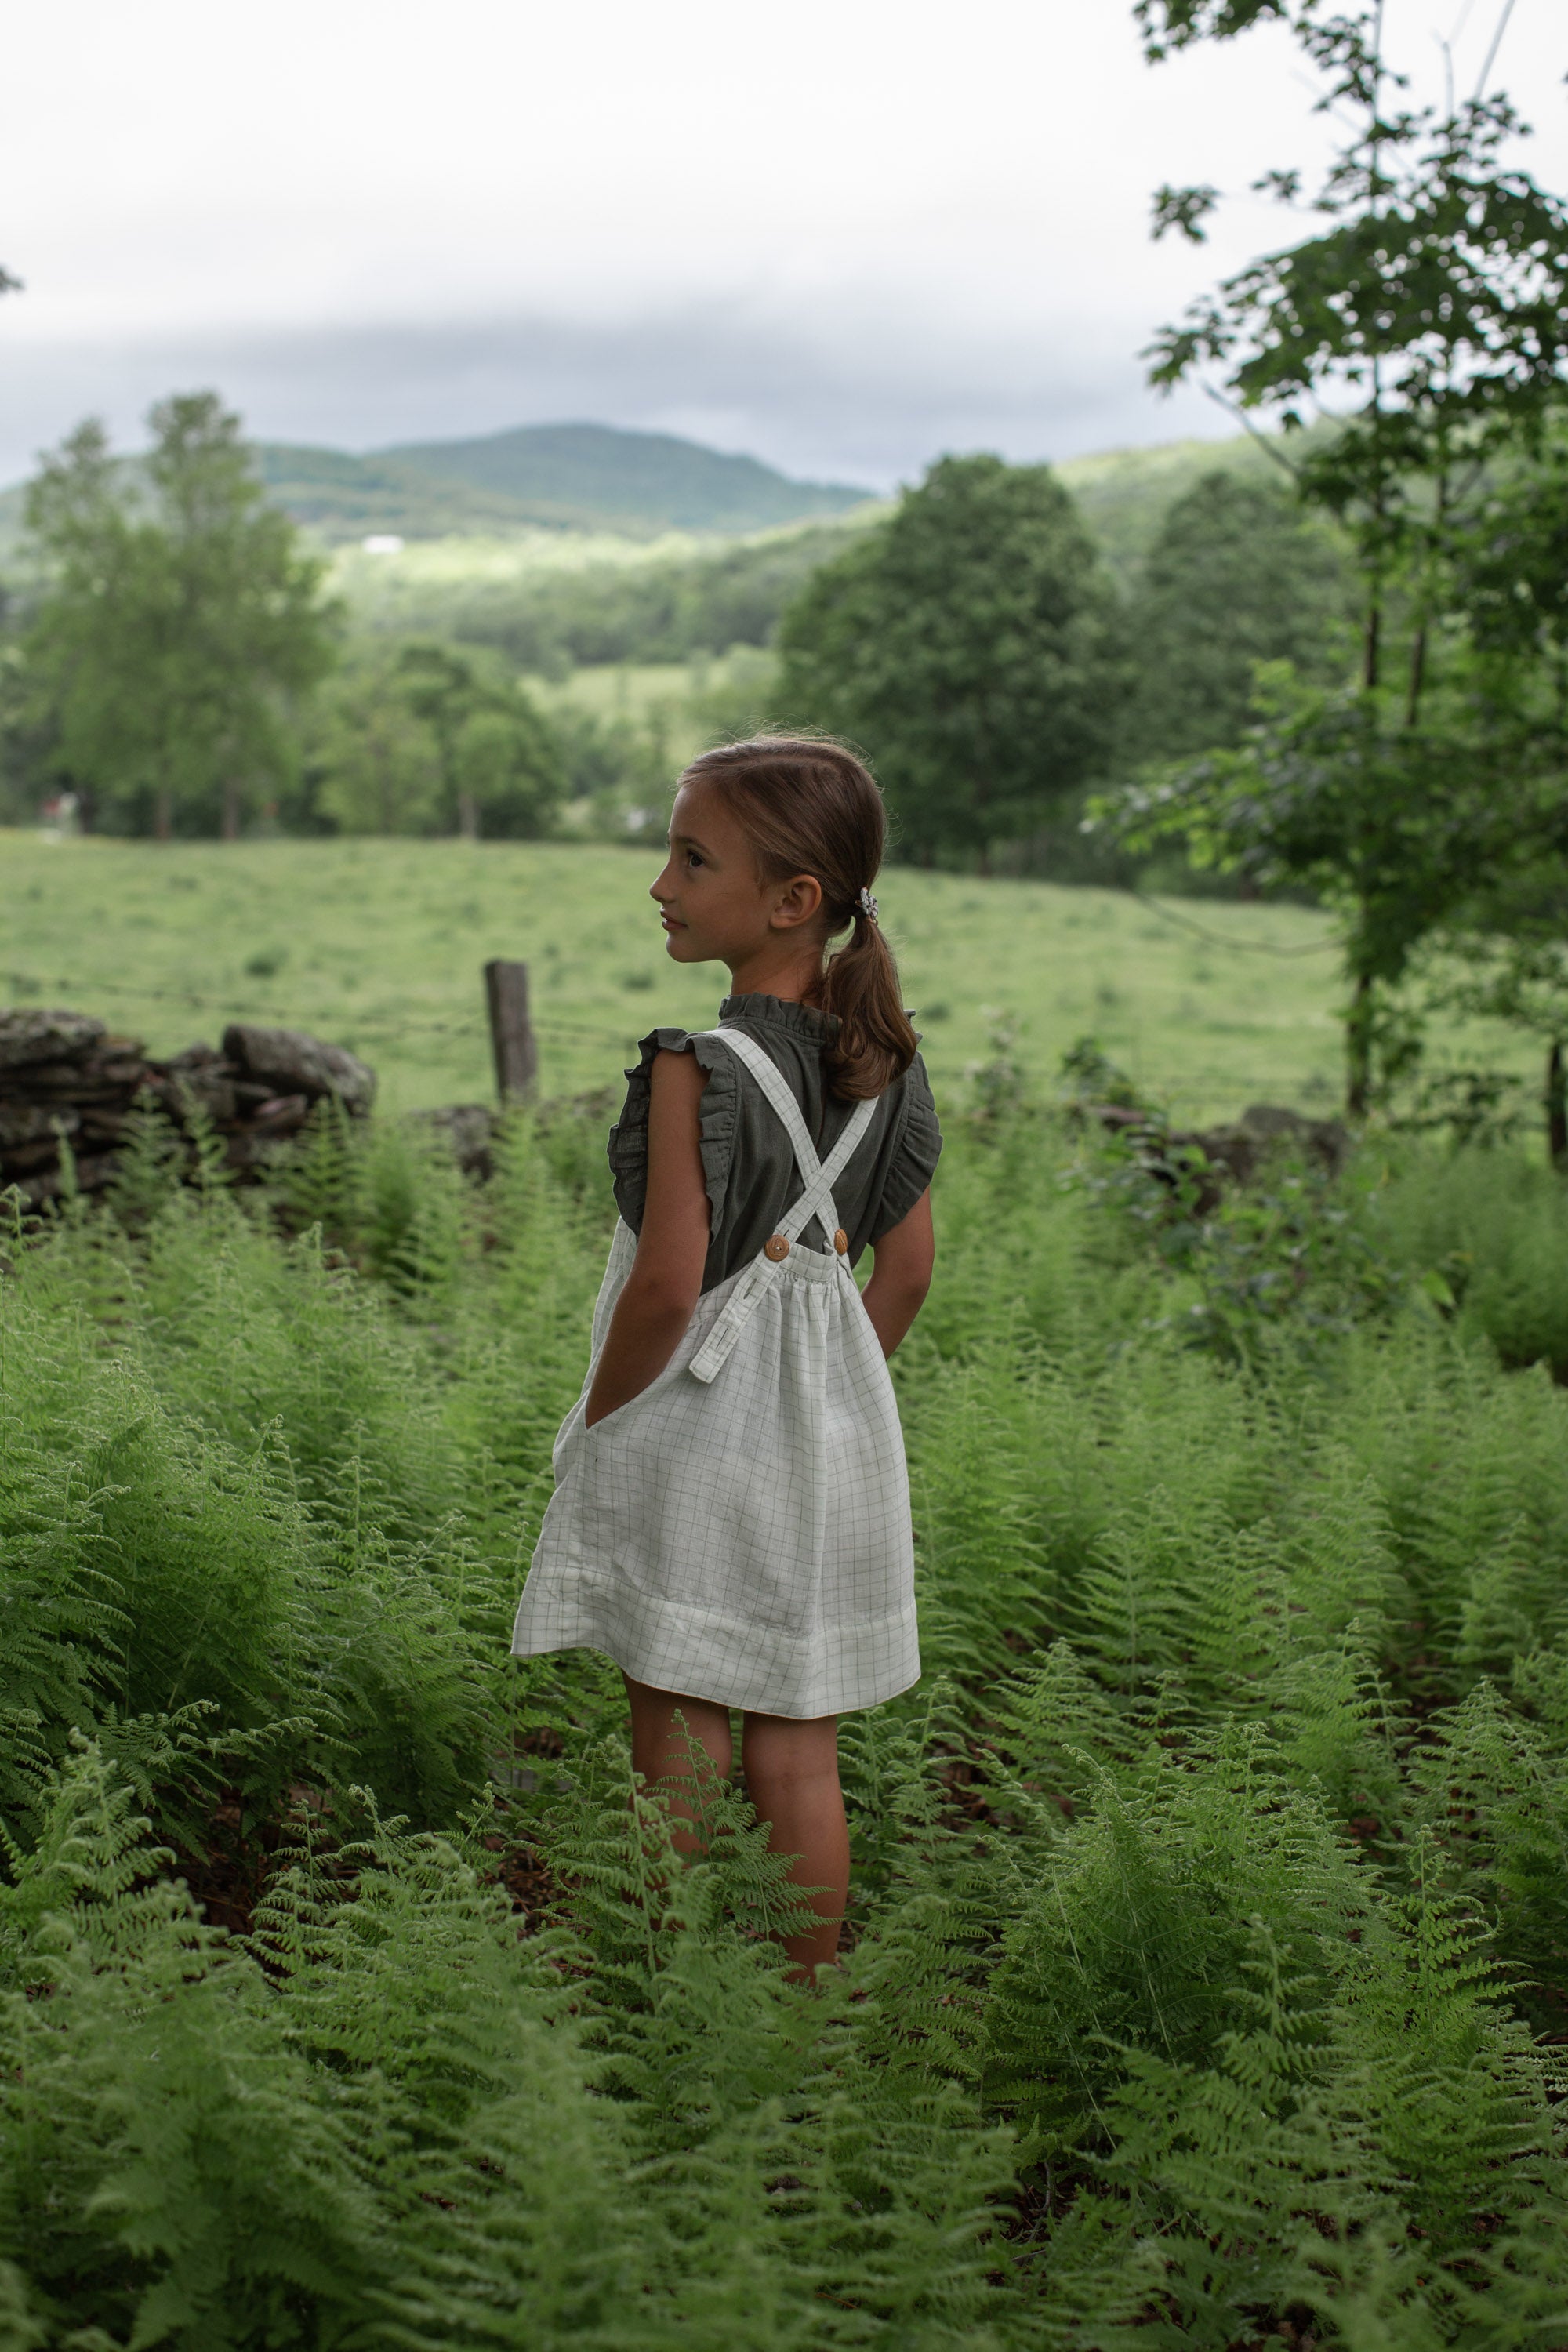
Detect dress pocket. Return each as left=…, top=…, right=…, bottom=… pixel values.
left=583, top=1357, right=679, bottom=1450
left=583, top=1390, right=640, bottom=1442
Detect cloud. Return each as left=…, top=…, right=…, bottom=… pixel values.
left=8, top=2, right=1553, bottom=493
left=0, top=298, right=1226, bottom=492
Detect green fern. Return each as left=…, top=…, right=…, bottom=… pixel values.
left=4, top=1099, right=1568, bottom=2339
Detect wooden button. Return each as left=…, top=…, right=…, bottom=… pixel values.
left=833, top=1228, right=849, bottom=1254
left=764, top=1234, right=790, bottom=1262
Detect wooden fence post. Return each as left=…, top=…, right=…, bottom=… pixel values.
left=484, top=960, right=538, bottom=1105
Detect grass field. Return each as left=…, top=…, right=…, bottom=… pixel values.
left=3, top=829, right=1355, bottom=1120
left=2, top=830, right=1533, bottom=1122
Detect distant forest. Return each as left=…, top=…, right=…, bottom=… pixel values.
left=0, top=407, right=1361, bottom=881
left=332, top=430, right=1308, bottom=670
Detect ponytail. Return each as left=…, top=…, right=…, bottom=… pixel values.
left=815, top=898, right=916, bottom=1099
left=681, top=735, right=918, bottom=1099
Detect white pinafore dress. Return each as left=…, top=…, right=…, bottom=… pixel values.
left=510, top=1027, right=920, bottom=1718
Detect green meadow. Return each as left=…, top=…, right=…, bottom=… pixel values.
left=0, top=830, right=1396, bottom=1120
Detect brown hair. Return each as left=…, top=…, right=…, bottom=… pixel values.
left=680, top=735, right=918, bottom=1100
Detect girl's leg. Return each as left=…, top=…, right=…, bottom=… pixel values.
left=740, top=1711, right=848, bottom=1980
left=623, top=1673, right=733, bottom=1853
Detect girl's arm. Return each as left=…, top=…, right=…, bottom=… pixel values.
left=861, top=1188, right=934, bottom=1359
left=585, top=1048, right=710, bottom=1428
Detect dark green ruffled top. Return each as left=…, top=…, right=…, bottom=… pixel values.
left=608, top=993, right=943, bottom=1295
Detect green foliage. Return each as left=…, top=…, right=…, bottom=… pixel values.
left=1366, top=1141, right=1568, bottom=1379
left=7, top=1044, right=1568, bottom=2336
left=310, top=647, right=444, bottom=836
left=391, top=639, right=566, bottom=841
left=1057, top=1044, right=1403, bottom=1365
left=18, top=394, right=336, bottom=840
left=535, top=644, right=784, bottom=836
left=1143, top=6, right=1568, bottom=528
left=549, top=694, right=684, bottom=833
left=778, top=455, right=1120, bottom=863
left=1129, top=5, right=1568, bottom=1118
left=316, top=435, right=1341, bottom=679
left=1414, top=772, right=1568, bottom=1170
left=1098, top=659, right=1567, bottom=1112
left=452, top=702, right=561, bottom=838
left=339, top=520, right=874, bottom=673
left=1118, top=470, right=1357, bottom=767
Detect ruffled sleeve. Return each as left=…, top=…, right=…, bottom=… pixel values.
left=607, top=1027, right=740, bottom=1239
left=872, top=1053, right=943, bottom=1239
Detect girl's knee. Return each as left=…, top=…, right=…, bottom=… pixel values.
left=740, top=1713, right=840, bottom=1788
left=626, top=1679, right=734, bottom=1779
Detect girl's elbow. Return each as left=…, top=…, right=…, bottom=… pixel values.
left=900, top=1250, right=935, bottom=1305
left=870, top=1262, right=931, bottom=1315
left=626, top=1270, right=702, bottom=1327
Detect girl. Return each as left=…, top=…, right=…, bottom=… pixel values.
left=511, top=735, right=940, bottom=1978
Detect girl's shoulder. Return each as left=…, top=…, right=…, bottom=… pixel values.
left=606, top=1015, right=941, bottom=1247
left=608, top=1025, right=745, bottom=1233
left=869, top=1051, right=942, bottom=1239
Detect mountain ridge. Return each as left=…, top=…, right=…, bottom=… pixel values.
left=256, top=421, right=873, bottom=542
left=374, top=421, right=871, bottom=535
left=0, top=419, right=1290, bottom=579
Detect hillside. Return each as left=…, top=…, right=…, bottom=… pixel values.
left=322, top=431, right=1311, bottom=669
left=0, top=452, right=544, bottom=564
left=0, top=423, right=874, bottom=554
left=1055, top=431, right=1290, bottom=588
left=250, top=444, right=566, bottom=540
left=328, top=514, right=880, bottom=670
left=0, top=419, right=1310, bottom=589
left=377, top=422, right=872, bottom=536
left=255, top=423, right=872, bottom=542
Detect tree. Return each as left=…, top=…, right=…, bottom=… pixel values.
left=1105, top=1, right=1568, bottom=1112
left=1118, top=470, right=1356, bottom=767
left=1105, top=662, right=1562, bottom=1102
left=1416, top=434, right=1568, bottom=1161
left=777, top=455, right=1117, bottom=866
left=393, top=641, right=565, bottom=840
left=16, top=422, right=165, bottom=829
left=1446, top=429, right=1568, bottom=706
left=310, top=655, right=444, bottom=837
left=21, top=394, right=336, bottom=839
left=452, top=703, right=566, bottom=839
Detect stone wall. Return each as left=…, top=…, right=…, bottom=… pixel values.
left=0, top=1009, right=376, bottom=1207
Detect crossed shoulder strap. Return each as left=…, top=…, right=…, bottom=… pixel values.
left=685, top=1025, right=878, bottom=1384
left=712, top=1027, right=876, bottom=1252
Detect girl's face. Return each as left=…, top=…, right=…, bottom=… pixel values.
left=651, top=779, right=826, bottom=980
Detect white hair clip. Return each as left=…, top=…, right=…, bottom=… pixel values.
left=856, top=887, right=880, bottom=923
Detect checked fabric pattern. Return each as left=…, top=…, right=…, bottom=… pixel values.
left=511, top=1029, right=920, bottom=1718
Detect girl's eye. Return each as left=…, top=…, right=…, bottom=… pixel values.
left=686, top=851, right=704, bottom=869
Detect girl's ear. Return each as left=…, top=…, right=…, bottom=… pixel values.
left=770, top=872, right=824, bottom=932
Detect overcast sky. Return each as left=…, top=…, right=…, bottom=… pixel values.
left=2, top=0, right=1562, bottom=489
